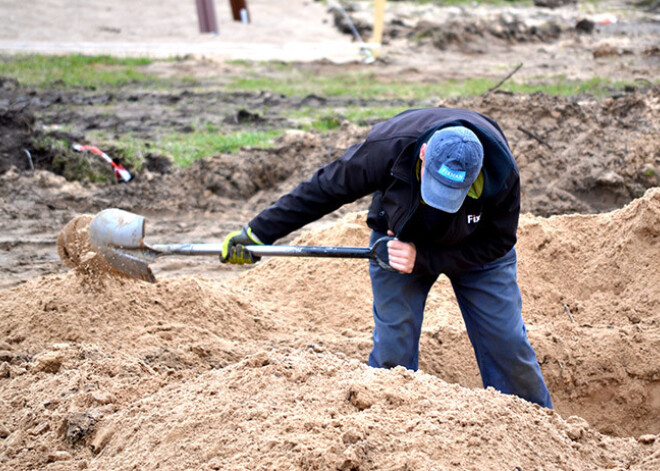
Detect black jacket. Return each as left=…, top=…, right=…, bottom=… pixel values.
left=249, top=108, right=520, bottom=276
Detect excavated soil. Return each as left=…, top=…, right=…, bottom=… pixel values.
left=1, top=191, right=660, bottom=470
left=1, top=1, right=660, bottom=470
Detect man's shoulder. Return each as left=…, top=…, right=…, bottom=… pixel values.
left=368, top=108, right=458, bottom=141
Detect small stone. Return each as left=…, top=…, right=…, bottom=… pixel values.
left=565, top=416, right=589, bottom=441
left=0, top=363, right=10, bottom=378
left=30, top=422, right=50, bottom=436
left=47, top=451, right=73, bottom=462
left=0, top=351, right=14, bottom=363
left=90, top=426, right=115, bottom=454
left=32, top=351, right=64, bottom=373
left=90, top=390, right=115, bottom=405
left=638, top=434, right=656, bottom=444
left=0, top=424, right=11, bottom=438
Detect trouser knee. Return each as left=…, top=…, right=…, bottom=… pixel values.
left=369, top=327, right=418, bottom=370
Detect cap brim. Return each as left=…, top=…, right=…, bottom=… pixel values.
left=421, top=176, right=471, bottom=213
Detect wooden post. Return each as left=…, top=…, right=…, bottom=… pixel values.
left=195, top=0, right=219, bottom=33
left=229, top=0, right=250, bottom=24
left=372, top=0, right=386, bottom=45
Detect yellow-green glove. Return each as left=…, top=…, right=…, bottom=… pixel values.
left=221, top=226, right=264, bottom=264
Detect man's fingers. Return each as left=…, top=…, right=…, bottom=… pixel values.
left=388, top=259, right=413, bottom=274
left=385, top=238, right=415, bottom=274
left=388, top=246, right=411, bottom=256
left=387, top=243, right=411, bottom=254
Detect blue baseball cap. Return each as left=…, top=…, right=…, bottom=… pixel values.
left=421, top=126, right=484, bottom=213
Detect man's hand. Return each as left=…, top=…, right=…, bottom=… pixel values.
left=386, top=230, right=416, bottom=274
left=221, top=226, right=264, bottom=264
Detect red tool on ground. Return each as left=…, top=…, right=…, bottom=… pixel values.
left=72, top=144, right=132, bottom=183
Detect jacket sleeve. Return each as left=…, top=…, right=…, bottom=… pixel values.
left=248, top=140, right=391, bottom=244
left=413, top=172, right=520, bottom=276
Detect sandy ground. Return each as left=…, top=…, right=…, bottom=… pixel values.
left=1, top=1, right=660, bottom=470
left=0, top=0, right=361, bottom=61
left=1, top=0, right=658, bottom=76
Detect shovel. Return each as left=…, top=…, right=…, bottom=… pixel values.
left=88, top=208, right=395, bottom=283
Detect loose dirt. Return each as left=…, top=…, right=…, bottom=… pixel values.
left=1, top=190, right=660, bottom=469
left=1, top=1, right=660, bottom=470
left=56, top=214, right=123, bottom=283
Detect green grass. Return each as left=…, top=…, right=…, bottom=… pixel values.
left=0, top=54, right=156, bottom=88
left=227, top=60, right=649, bottom=100
left=90, top=128, right=284, bottom=169
left=155, top=128, right=283, bottom=167
left=228, top=70, right=498, bottom=100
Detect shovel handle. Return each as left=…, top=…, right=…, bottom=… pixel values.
left=151, top=237, right=395, bottom=266
left=149, top=244, right=371, bottom=258
left=245, top=245, right=371, bottom=259
left=149, top=237, right=396, bottom=271
left=248, top=236, right=396, bottom=271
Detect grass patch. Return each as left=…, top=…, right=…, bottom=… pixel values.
left=0, top=54, right=156, bottom=88
left=228, top=70, right=496, bottom=100
left=228, top=62, right=644, bottom=100
left=88, top=128, right=283, bottom=169
left=34, top=135, right=119, bottom=182
left=156, top=128, right=283, bottom=167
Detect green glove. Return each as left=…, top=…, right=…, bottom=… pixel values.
left=221, top=226, right=264, bottom=264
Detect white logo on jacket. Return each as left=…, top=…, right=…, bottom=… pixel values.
left=467, top=213, right=481, bottom=224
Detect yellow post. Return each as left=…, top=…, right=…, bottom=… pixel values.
left=372, top=0, right=386, bottom=45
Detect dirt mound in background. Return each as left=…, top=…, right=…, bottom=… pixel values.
left=444, top=91, right=660, bottom=216
left=517, top=187, right=660, bottom=325
left=1, top=89, right=657, bottom=219
left=411, top=15, right=563, bottom=53
left=332, top=3, right=565, bottom=50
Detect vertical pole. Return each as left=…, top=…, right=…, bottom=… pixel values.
left=196, top=0, right=219, bottom=33
left=229, top=0, right=250, bottom=24
left=372, top=0, right=386, bottom=45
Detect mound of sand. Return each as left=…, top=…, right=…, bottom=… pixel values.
left=2, top=189, right=660, bottom=469
left=90, top=349, right=645, bottom=471
left=517, top=186, right=660, bottom=326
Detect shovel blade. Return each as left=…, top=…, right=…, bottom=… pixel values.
left=88, top=208, right=157, bottom=282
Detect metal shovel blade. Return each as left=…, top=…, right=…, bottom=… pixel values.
left=88, top=208, right=396, bottom=283
left=88, top=208, right=158, bottom=282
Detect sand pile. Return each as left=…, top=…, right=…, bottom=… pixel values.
left=89, top=349, right=647, bottom=471
left=517, top=186, right=660, bottom=325
left=1, top=190, right=660, bottom=469
left=232, top=188, right=660, bottom=437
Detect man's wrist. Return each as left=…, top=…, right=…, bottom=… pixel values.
left=244, top=226, right=264, bottom=245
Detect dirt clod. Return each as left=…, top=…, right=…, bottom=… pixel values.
left=56, top=214, right=126, bottom=283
